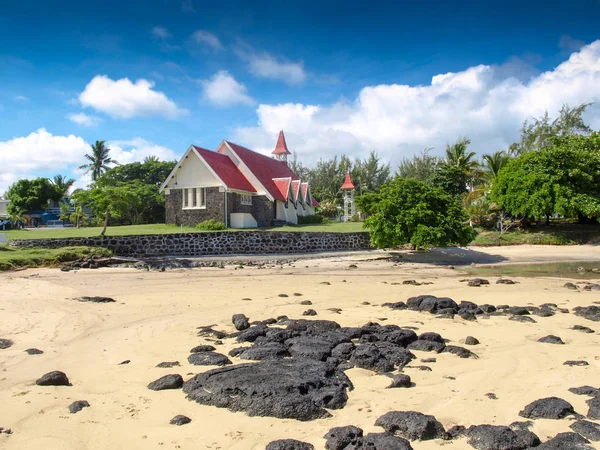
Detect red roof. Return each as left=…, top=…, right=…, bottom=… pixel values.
left=224, top=141, right=298, bottom=201
left=340, top=172, right=355, bottom=190
left=193, top=146, right=256, bottom=193
left=301, top=182, right=309, bottom=200
left=272, top=130, right=291, bottom=155
left=292, top=180, right=301, bottom=202
left=272, top=178, right=292, bottom=201
left=311, top=197, right=320, bottom=207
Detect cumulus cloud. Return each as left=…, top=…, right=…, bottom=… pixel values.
left=151, top=26, right=171, bottom=40
left=233, top=40, right=600, bottom=166
left=67, top=112, right=101, bottom=127
left=190, top=30, right=223, bottom=51
left=0, top=129, right=89, bottom=193
left=235, top=45, right=306, bottom=85
left=559, top=34, right=585, bottom=52
left=107, top=138, right=177, bottom=165
left=202, top=70, right=254, bottom=107
left=79, top=75, right=188, bottom=119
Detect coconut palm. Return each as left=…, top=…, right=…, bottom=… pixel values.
left=78, top=141, right=119, bottom=181
left=143, top=155, right=159, bottom=164
left=444, top=137, right=479, bottom=175
left=481, top=151, right=511, bottom=184
left=49, top=174, right=76, bottom=202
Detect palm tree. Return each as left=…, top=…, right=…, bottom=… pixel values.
left=78, top=141, right=119, bottom=181
left=143, top=155, right=159, bottom=164
left=482, top=151, right=510, bottom=184
left=49, top=174, right=76, bottom=203
left=444, top=137, right=479, bottom=174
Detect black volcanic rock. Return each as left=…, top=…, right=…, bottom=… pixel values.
left=519, top=397, right=576, bottom=419
left=147, top=374, right=183, bottom=391
left=374, top=410, right=447, bottom=441
left=187, top=352, right=232, bottom=366
left=266, top=439, right=314, bottom=450
left=170, top=415, right=191, bottom=426
left=36, top=371, right=70, bottom=386
left=68, top=400, right=90, bottom=414
left=183, top=359, right=352, bottom=421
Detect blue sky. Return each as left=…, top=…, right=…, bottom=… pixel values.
left=1, top=0, right=600, bottom=193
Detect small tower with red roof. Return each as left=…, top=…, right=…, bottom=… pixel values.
left=272, top=130, right=291, bottom=164
left=340, top=172, right=356, bottom=222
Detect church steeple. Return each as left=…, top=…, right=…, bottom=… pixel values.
left=272, top=130, right=291, bottom=163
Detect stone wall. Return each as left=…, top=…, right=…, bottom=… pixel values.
left=226, top=193, right=274, bottom=227
left=9, top=231, right=372, bottom=257
left=166, top=188, right=225, bottom=227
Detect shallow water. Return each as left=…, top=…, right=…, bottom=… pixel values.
left=466, top=260, right=600, bottom=279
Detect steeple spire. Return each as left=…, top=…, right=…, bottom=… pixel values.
left=272, top=130, right=291, bottom=162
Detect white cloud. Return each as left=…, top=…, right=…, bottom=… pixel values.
left=14, top=95, right=29, bottom=102
left=235, top=46, right=306, bottom=85
left=107, top=138, right=177, bottom=165
left=181, top=0, right=195, bottom=12
left=233, top=40, right=600, bottom=166
left=67, top=112, right=101, bottom=127
left=0, top=129, right=89, bottom=193
left=152, top=26, right=171, bottom=40
left=202, top=70, right=254, bottom=107
left=559, top=35, right=585, bottom=52
left=190, top=30, right=223, bottom=51
left=79, top=75, right=188, bottom=119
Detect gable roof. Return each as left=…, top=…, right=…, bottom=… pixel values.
left=193, top=146, right=256, bottom=192
left=272, top=177, right=293, bottom=201
left=225, top=141, right=298, bottom=201
left=292, top=180, right=302, bottom=203
left=272, top=130, right=291, bottom=155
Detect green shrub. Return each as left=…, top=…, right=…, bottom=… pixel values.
left=297, top=215, right=324, bottom=225
left=350, top=213, right=362, bottom=222
left=196, top=219, right=226, bottom=231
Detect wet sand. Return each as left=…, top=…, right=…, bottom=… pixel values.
left=1, top=245, right=599, bottom=449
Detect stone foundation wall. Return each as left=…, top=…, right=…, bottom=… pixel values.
left=9, top=231, right=372, bottom=256
left=166, top=187, right=225, bottom=227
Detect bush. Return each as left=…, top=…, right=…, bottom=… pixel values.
left=318, top=202, right=339, bottom=218
left=297, top=215, right=324, bottom=224
left=196, top=219, right=226, bottom=231
left=350, top=213, right=362, bottom=222
left=364, top=177, right=476, bottom=250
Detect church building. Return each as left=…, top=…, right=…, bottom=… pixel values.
left=160, top=131, right=318, bottom=228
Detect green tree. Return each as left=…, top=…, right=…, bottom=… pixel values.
left=431, top=164, right=469, bottom=197
left=49, top=174, right=76, bottom=203
left=491, top=133, right=600, bottom=224
left=396, top=148, right=439, bottom=182
left=364, top=177, right=476, bottom=250
left=444, top=137, right=479, bottom=175
left=351, top=151, right=391, bottom=195
left=78, top=140, right=119, bottom=181
left=6, top=178, right=55, bottom=214
left=512, top=103, right=593, bottom=155
left=69, top=204, right=87, bottom=228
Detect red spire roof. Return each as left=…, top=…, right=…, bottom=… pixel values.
left=272, top=130, right=291, bottom=155
left=340, top=172, right=355, bottom=190
left=223, top=141, right=298, bottom=201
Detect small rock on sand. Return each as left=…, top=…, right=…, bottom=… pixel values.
left=24, top=348, right=43, bottom=355
left=36, top=371, right=70, bottom=386
left=68, top=400, right=90, bottom=414
left=170, top=415, right=192, bottom=426
left=147, top=374, right=183, bottom=391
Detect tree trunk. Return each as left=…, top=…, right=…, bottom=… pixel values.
left=545, top=215, right=550, bottom=226
left=100, top=210, right=110, bottom=236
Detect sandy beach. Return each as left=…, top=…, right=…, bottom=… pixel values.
left=1, top=245, right=599, bottom=449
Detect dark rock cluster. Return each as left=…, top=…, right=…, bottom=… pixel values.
left=181, top=317, right=478, bottom=421
left=36, top=371, right=70, bottom=386
left=68, top=400, right=90, bottom=414
left=383, top=294, right=567, bottom=322
left=0, top=338, right=13, bottom=349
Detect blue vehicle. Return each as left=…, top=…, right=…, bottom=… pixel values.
left=0, top=219, right=11, bottom=230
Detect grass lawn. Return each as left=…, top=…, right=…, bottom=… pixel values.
left=0, top=246, right=112, bottom=271
left=2, top=221, right=366, bottom=241
left=471, top=225, right=600, bottom=246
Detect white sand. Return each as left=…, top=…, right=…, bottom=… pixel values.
left=0, top=245, right=599, bottom=449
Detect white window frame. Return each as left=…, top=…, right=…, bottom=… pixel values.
left=182, top=187, right=206, bottom=210
left=240, top=193, right=252, bottom=206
